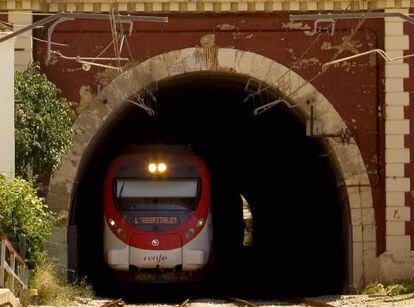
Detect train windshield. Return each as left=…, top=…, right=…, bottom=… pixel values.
left=114, top=179, right=199, bottom=211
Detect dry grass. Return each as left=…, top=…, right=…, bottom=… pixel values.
left=30, top=258, right=94, bottom=306
left=363, top=281, right=414, bottom=296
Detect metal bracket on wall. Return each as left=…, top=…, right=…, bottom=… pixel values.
left=0, top=12, right=168, bottom=69
left=306, top=18, right=336, bottom=36
left=306, top=105, right=352, bottom=144
left=254, top=98, right=298, bottom=116
left=290, top=12, right=414, bottom=25
left=45, top=16, right=74, bottom=65
left=0, top=13, right=168, bottom=44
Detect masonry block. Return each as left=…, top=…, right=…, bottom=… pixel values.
left=50, top=226, right=67, bottom=244
left=385, top=50, right=404, bottom=63
left=255, top=2, right=265, bottom=11
left=362, top=208, right=375, bottom=225
left=386, top=206, right=410, bottom=221
left=117, top=3, right=127, bottom=11
left=218, top=48, right=236, bottom=71
left=386, top=163, right=405, bottom=177
left=14, top=36, right=31, bottom=50
left=351, top=208, right=362, bottom=226
left=221, top=2, right=231, bottom=11
left=83, top=3, right=93, bottom=12
left=385, top=63, right=409, bottom=78
left=385, top=78, right=404, bottom=92
left=8, top=11, right=32, bottom=24
left=386, top=177, right=410, bottom=192
left=22, top=1, right=31, bottom=10
left=353, top=225, right=363, bottom=242
left=363, top=225, right=376, bottom=242
left=386, top=106, right=404, bottom=120
left=385, top=120, right=410, bottom=135
left=385, top=35, right=409, bottom=50
left=66, top=3, right=76, bottom=11
left=385, top=191, right=405, bottom=207
left=204, top=2, right=214, bottom=11
left=386, top=235, right=411, bottom=252
left=14, top=50, right=31, bottom=66
left=135, top=3, right=145, bottom=11
left=46, top=241, right=68, bottom=267
left=385, top=92, right=410, bottom=106
left=385, top=21, right=404, bottom=36
left=386, top=221, right=406, bottom=235
left=385, top=148, right=410, bottom=163
left=306, top=1, right=317, bottom=10
left=386, top=135, right=405, bottom=148
left=169, top=2, right=179, bottom=11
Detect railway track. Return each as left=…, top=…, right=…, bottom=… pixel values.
left=177, top=296, right=336, bottom=307
left=98, top=295, right=336, bottom=307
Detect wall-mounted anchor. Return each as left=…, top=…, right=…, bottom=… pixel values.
left=306, top=105, right=352, bottom=144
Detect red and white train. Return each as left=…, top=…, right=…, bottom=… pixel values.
left=103, top=145, right=212, bottom=282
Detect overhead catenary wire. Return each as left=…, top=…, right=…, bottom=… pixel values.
left=283, top=2, right=374, bottom=101
left=249, top=0, right=355, bottom=114
left=322, top=48, right=414, bottom=70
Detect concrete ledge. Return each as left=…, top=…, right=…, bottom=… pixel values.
left=0, top=289, right=21, bottom=307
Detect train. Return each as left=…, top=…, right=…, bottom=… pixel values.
left=103, top=145, right=212, bottom=282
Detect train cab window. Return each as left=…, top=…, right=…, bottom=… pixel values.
left=114, top=179, right=200, bottom=211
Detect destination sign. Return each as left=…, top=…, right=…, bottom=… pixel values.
left=134, top=216, right=179, bottom=225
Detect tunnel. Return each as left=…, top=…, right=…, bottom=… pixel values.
left=69, top=72, right=350, bottom=298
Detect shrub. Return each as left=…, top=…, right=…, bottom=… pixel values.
left=363, top=281, right=414, bottom=296
left=15, top=63, right=72, bottom=179
left=0, top=174, right=55, bottom=267
left=30, top=258, right=94, bottom=306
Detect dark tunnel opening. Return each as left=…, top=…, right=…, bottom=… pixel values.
left=71, top=73, right=349, bottom=299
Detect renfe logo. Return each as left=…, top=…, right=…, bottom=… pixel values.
left=143, top=254, right=168, bottom=263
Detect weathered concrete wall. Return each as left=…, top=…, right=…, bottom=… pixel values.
left=0, top=32, right=15, bottom=177
left=8, top=11, right=32, bottom=71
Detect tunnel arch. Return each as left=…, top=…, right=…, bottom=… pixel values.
left=47, top=47, right=377, bottom=289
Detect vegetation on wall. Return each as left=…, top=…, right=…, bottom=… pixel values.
left=15, top=63, right=72, bottom=179
left=0, top=174, right=55, bottom=267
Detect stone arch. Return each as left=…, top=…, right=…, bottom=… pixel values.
left=47, top=47, right=378, bottom=289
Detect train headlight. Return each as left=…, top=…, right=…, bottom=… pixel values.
left=117, top=228, right=126, bottom=239
left=196, top=218, right=204, bottom=228
left=157, top=163, right=167, bottom=173
left=108, top=219, right=116, bottom=227
left=148, top=163, right=157, bottom=174
left=185, top=228, right=195, bottom=239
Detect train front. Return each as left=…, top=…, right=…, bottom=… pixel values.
left=103, top=148, right=212, bottom=282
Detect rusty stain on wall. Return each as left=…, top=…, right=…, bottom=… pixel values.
left=77, top=85, right=96, bottom=115
left=292, top=57, right=321, bottom=69
left=194, top=34, right=218, bottom=70
left=95, top=67, right=121, bottom=86
left=282, top=21, right=311, bottom=31
left=321, top=35, right=362, bottom=55
left=216, top=23, right=236, bottom=30
left=232, top=32, right=253, bottom=40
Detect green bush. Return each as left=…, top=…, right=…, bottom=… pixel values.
left=15, top=63, right=72, bottom=178
left=0, top=174, right=55, bottom=267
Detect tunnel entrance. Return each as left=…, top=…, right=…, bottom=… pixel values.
left=70, top=73, right=350, bottom=297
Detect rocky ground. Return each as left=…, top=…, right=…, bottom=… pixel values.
left=70, top=294, right=414, bottom=307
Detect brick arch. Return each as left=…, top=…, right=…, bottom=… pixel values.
left=47, top=47, right=378, bottom=288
